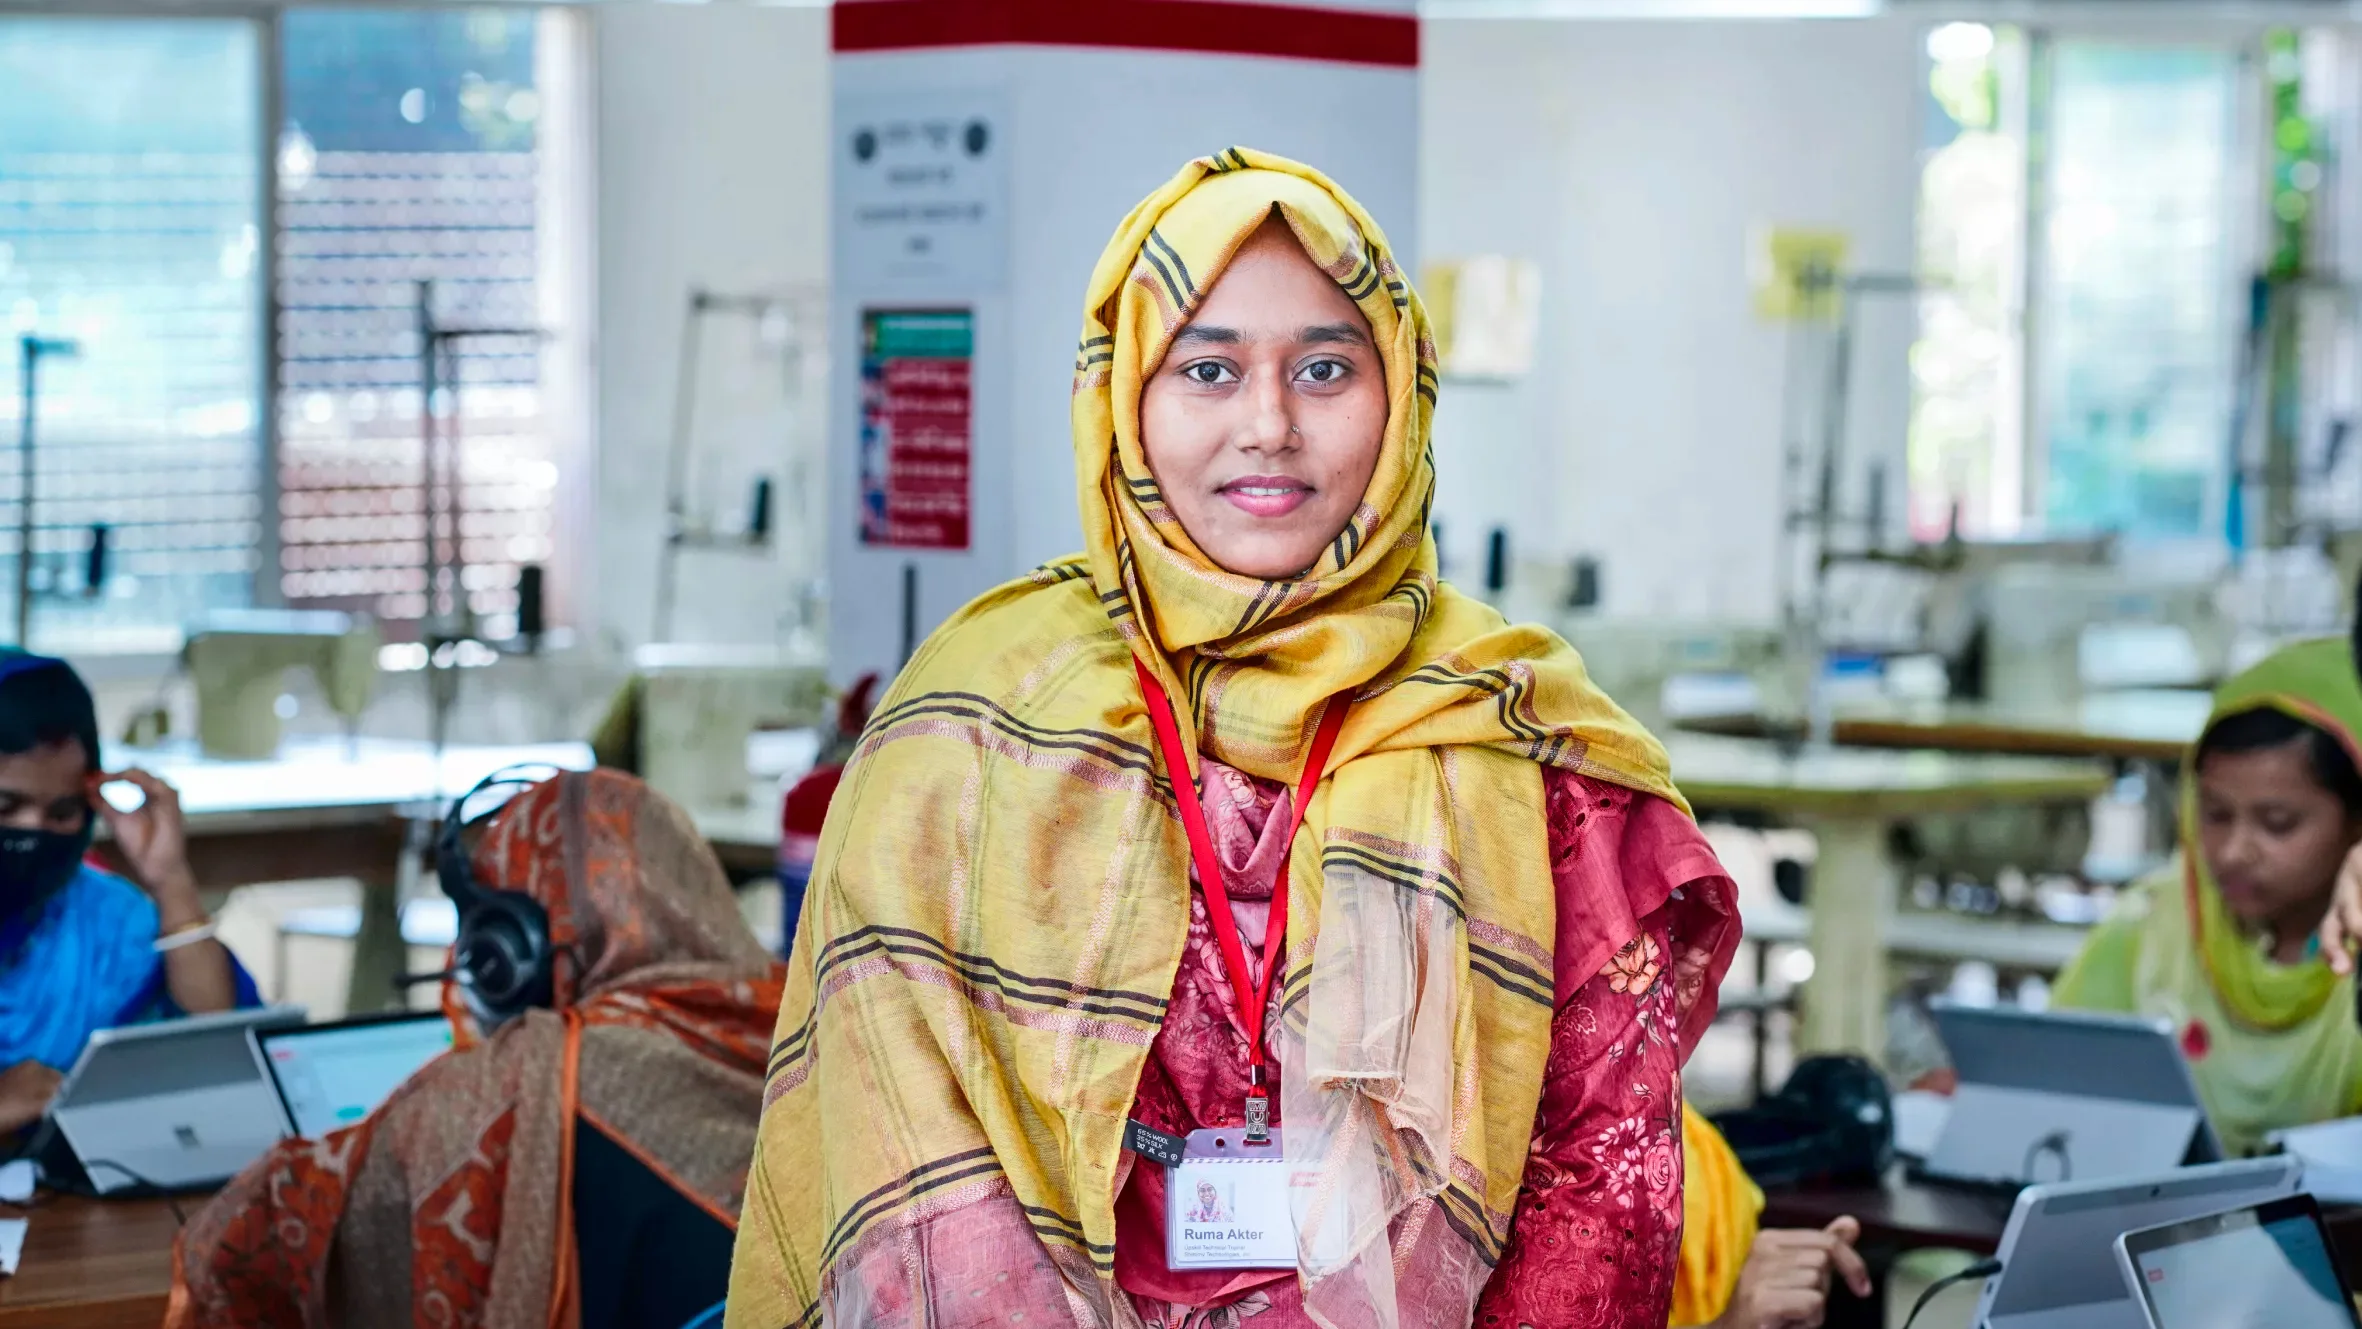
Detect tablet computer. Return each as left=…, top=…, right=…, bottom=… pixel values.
left=2114, top=1193, right=2361, bottom=1329
left=1926, top=1001, right=2221, bottom=1187
left=48, top=1005, right=307, bottom=1193
left=253, top=1011, right=452, bottom=1139
left=1969, top=1155, right=2302, bottom=1329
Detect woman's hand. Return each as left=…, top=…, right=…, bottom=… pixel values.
left=96, top=769, right=235, bottom=1014
left=2322, top=842, right=2362, bottom=976
left=94, top=770, right=200, bottom=925
left=0, top=1060, right=62, bottom=1138
left=1712, top=1218, right=1874, bottom=1329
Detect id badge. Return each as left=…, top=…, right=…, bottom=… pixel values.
left=1166, top=1127, right=1296, bottom=1269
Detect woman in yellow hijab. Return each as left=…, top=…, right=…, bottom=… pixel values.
left=727, top=150, right=1739, bottom=1328
left=2056, top=638, right=2362, bottom=1156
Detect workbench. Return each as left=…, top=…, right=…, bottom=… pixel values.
left=93, top=737, right=594, bottom=1012
left=1668, top=736, right=2111, bottom=1062
left=1678, top=688, right=2213, bottom=764
left=689, top=792, right=788, bottom=884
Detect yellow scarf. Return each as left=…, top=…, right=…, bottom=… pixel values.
left=728, top=148, right=1680, bottom=1329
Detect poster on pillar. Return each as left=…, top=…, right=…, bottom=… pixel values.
left=859, top=309, right=973, bottom=551
left=838, top=90, right=1009, bottom=291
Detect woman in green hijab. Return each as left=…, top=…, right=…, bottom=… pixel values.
left=2054, top=637, right=2362, bottom=1156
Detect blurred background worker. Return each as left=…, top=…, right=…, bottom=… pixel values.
left=0, top=651, right=258, bottom=1138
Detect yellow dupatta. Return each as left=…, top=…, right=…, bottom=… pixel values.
left=728, top=149, right=1682, bottom=1329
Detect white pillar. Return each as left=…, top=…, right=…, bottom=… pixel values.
left=826, top=0, right=1419, bottom=686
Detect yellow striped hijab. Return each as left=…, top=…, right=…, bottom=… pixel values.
left=728, top=148, right=1680, bottom=1328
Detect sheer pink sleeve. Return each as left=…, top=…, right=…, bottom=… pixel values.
left=1473, top=771, right=1739, bottom=1328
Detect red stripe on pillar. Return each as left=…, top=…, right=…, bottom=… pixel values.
left=832, top=0, right=1419, bottom=69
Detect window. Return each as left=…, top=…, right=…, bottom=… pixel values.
left=1910, top=26, right=2280, bottom=544
left=277, top=10, right=559, bottom=637
left=2035, top=43, right=2241, bottom=539
left=1909, top=23, right=2027, bottom=540
left=0, top=8, right=577, bottom=654
left=0, top=19, right=264, bottom=653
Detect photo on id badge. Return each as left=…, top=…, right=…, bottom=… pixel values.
left=1188, top=1180, right=1231, bottom=1225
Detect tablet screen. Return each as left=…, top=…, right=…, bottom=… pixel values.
left=2128, top=1198, right=2360, bottom=1329
left=260, top=1017, right=452, bottom=1138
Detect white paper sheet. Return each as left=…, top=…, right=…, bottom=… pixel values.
left=2268, top=1115, right=2362, bottom=1202
left=0, top=1217, right=26, bottom=1277
left=1892, top=1088, right=1952, bottom=1159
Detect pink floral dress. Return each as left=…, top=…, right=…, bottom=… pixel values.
left=1114, top=765, right=1740, bottom=1329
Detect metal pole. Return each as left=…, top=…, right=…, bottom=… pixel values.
left=15, top=336, right=76, bottom=648
left=900, top=563, right=918, bottom=667
left=16, top=337, right=34, bottom=648
left=418, top=303, right=540, bottom=643
left=416, top=280, right=439, bottom=627
left=653, top=289, right=710, bottom=642
left=440, top=336, right=469, bottom=632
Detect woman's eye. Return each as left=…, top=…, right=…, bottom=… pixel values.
left=1300, top=359, right=1347, bottom=384
left=1183, top=362, right=1232, bottom=385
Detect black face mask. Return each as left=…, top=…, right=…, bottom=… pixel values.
left=0, top=820, right=92, bottom=936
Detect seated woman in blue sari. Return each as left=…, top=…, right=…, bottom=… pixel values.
left=0, top=650, right=259, bottom=1137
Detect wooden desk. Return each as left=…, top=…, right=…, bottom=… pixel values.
left=93, top=737, right=595, bottom=1012
left=1761, top=1176, right=2016, bottom=1255
left=1679, top=688, right=2214, bottom=764
left=0, top=1196, right=181, bottom=1328
left=1670, top=737, right=2111, bottom=1061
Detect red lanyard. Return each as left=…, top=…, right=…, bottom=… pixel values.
left=1134, top=658, right=1347, bottom=1142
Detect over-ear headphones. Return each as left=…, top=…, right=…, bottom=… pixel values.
left=433, top=764, right=562, bottom=1023
left=1708, top=1054, right=1894, bottom=1189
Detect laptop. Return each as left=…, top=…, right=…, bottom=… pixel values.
left=1926, top=1001, right=2223, bottom=1189
left=47, top=1005, right=306, bottom=1194
left=253, top=1012, right=452, bottom=1139
left=1968, top=1155, right=2302, bottom=1329
left=2115, top=1193, right=2361, bottom=1329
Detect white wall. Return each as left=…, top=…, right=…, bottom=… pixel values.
left=581, top=10, right=1925, bottom=661
left=826, top=43, right=1417, bottom=685
left=1421, top=17, right=1922, bottom=624
left=592, top=4, right=831, bottom=652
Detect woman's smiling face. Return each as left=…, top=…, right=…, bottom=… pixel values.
left=1138, top=216, right=1388, bottom=581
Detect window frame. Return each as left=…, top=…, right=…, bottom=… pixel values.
left=1917, top=16, right=2289, bottom=547
left=0, top=0, right=590, bottom=652
left=2021, top=23, right=2263, bottom=545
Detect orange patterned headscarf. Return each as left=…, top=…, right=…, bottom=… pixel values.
left=166, top=769, right=784, bottom=1329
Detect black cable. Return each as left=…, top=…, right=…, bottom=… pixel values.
left=1901, top=1257, right=2004, bottom=1329
left=76, top=1159, right=185, bottom=1225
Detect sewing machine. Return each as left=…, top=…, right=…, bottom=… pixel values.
left=633, top=644, right=830, bottom=810
left=1559, top=619, right=1785, bottom=729
left=184, top=611, right=382, bottom=760
left=1977, top=565, right=2226, bottom=709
